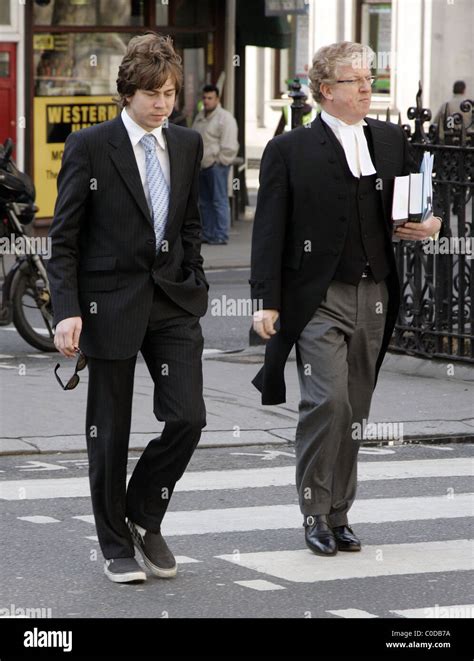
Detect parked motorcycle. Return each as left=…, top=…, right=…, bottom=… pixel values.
left=0, top=138, right=55, bottom=351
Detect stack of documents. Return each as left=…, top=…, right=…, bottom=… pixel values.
left=392, top=152, right=434, bottom=225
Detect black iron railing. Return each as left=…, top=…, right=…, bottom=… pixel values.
left=390, top=84, right=473, bottom=362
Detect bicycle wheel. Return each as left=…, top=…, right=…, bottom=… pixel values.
left=11, top=265, right=55, bottom=352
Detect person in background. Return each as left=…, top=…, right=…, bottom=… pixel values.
left=433, top=80, right=471, bottom=129
left=433, top=81, right=471, bottom=215
left=192, top=84, right=239, bottom=245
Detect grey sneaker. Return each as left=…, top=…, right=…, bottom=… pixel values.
left=127, top=519, right=178, bottom=578
left=103, top=557, right=146, bottom=583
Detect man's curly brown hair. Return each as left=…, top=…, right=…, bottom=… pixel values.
left=116, top=32, right=183, bottom=107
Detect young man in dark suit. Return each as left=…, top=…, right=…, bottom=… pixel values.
left=250, top=42, right=443, bottom=557
left=48, top=33, right=208, bottom=583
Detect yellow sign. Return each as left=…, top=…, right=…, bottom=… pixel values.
left=33, top=34, right=69, bottom=51
left=33, top=35, right=55, bottom=51
left=34, top=96, right=118, bottom=218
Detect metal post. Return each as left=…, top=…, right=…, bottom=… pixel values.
left=288, top=78, right=307, bottom=129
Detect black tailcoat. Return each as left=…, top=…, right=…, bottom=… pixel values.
left=250, top=115, right=420, bottom=404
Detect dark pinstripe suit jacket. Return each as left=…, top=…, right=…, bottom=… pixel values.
left=47, top=115, right=208, bottom=360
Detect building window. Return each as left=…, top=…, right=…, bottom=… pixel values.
left=165, top=0, right=215, bottom=28
left=155, top=0, right=169, bottom=26
left=33, top=0, right=145, bottom=27
left=0, top=52, right=10, bottom=77
left=34, top=32, right=133, bottom=97
left=28, top=0, right=223, bottom=219
left=360, top=0, right=392, bottom=95
left=0, top=0, right=11, bottom=25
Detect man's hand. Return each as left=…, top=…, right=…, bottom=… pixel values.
left=253, top=309, right=279, bottom=340
left=54, top=317, right=82, bottom=358
left=394, top=215, right=442, bottom=241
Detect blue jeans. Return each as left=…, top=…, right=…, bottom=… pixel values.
left=199, top=164, right=230, bottom=242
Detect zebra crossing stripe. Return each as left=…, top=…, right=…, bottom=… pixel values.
left=327, top=609, right=379, bottom=618
left=234, top=580, right=286, bottom=591
left=70, top=492, right=474, bottom=534
left=215, top=539, right=473, bottom=583
left=17, top=515, right=60, bottom=524
left=1, top=457, right=472, bottom=500
left=327, top=605, right=474, bottom=618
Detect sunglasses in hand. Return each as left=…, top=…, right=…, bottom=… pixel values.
left=54, top=349, right=87, bottom=390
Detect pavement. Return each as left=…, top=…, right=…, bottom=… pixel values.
left=200, top=201, right=255, bottom=270
left=1, top=203, right=474, bottom=456
left=1, top=342, right=473, bottom=456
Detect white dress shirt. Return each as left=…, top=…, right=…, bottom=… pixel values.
left=121, top=108, right=170, bottom=213
left=321, top=109, right=376, bottom=178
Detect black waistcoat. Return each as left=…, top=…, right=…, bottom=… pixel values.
left=323, top=122, right=393, bottom=285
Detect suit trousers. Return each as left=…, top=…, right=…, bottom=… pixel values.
left=294, top=276, right=388, bottom=527
left=85, top=288, right=206, bottom=559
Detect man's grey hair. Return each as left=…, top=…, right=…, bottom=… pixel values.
left=308, top=41, right=375, bottom=104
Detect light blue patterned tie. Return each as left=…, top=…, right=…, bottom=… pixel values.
left=141, top=133, right=169, bottom=251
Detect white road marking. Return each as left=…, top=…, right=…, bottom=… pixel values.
left=359, top=447, right=395, bottom=455
left=71, top=493, right=474, bottom=534
left=215, top=540, right=474, bottom=583
left=234, top=580, right=285, bottom=591
left=0, top=327, right=50, bottom=334
left=1, top=458, right=471, bottom=500
left=417, top=445, right=454, bottom=452
left=230, top=450, right=296, bottom=460
left=327, top=608, right=379, bottom=618
left=15, top=461, right=67, bottom=472
left=17, top=515, right=60, bottom=524
left=175, top=556, right=202, bottom=564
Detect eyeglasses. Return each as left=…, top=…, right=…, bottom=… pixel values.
left=334, top=76, right=377, bottom=87
left=54, top=349, right=87, bottom=390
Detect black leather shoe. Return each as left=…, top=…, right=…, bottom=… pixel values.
left=333, top=525, right=361, bottom=551
left=304, top=514, right=337, bottom=556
